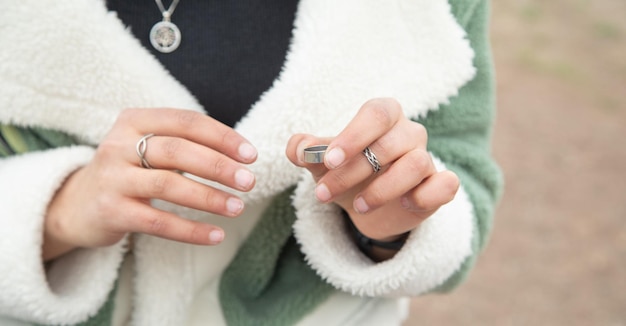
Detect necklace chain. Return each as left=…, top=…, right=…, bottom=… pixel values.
left=155, top=0, right=180, bottom=20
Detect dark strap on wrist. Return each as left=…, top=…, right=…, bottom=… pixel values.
left=343, top=211, right=409, bottom=255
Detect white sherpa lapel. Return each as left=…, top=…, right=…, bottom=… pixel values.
left=1, top=0, right=475, bottom=203
left=235, top=0, right=476, bottom=203
left=0, top=0, right=204, bottom=144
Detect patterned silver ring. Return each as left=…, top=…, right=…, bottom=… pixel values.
left=363, top=147, right=381, bottom=173
left=136, top=133, right=155, bottom=169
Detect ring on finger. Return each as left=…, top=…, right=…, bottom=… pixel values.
left=363, top=146, right=381, bottom=173
left=136, top=133, right=156, bottom=169
left=303, top=145, right=328, bottom=163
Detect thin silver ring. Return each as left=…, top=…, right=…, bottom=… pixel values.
left=363, top=147, right=381, bottom=173
left=136, top=133, right=156, bottom=169
left=303, top=145, right=328, bottom=163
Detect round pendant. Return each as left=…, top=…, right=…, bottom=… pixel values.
left=149, top=21, right=181, bottom=53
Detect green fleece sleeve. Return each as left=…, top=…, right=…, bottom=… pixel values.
left=0, top=124, right=78, bottom=157
left=416, top=0, right=504, bottom=292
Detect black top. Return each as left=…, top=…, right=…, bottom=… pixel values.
left=106, top=0, right=298, bottom=127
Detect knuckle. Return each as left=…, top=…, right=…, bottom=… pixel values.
left=93, top=194, right=117, bottom=219
left=366, top=187, right=387, bottom=206
left=161, top=138, right=182, bottom=160
left=144, top=214, right=167, bottom=234
left=288, top=133, right=313, bottom=152
left=328, top=169, right=351, bottom=190
left=411, top=122, right=428, bottom=141
left=442, top=171, right=461, bottom=198
left=95, top=138, right=119, bottom=160
left=382, top=98, right=403, bottom=114
left=407, top=150, right=431, bottom=172
left=175, top=110, right=201, bottom=129
left=97, top=131, right=131, bottom=158
left=212, top=157, right=227, bottom=177
left=188, top=224, right=205, bottom=243
left=372, top=135, right=393, bottom=162
left=362, top=98, right=402, bottom=125
left=364, top=103, right=394, bottom=128
left=202, top=188, right=223, bottom=211
left=219, top=128, right=237, bottom=147
left=116, top=108, right=141, bottom=126
left=149, top=172, right=171, bottom=196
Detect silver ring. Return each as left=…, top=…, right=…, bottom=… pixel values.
left=363, top=147, right=381, bottom=173
left=303, top=145, right=328, bottom=163
left=136, top=133, right=155, bottom=169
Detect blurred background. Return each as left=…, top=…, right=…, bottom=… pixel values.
left=406, top=0, right=626, bottom=324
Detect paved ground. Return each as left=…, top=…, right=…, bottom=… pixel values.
left=406, top=1, right=626, bottom=325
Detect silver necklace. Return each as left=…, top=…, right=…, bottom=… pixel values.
left=149, top=0, right=181, bottom=53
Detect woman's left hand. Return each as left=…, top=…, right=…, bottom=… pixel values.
left=286, top=98, right=460, bottom=258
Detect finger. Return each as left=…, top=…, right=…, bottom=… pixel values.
left=130, top=135, right=255, bottom=192
left=117, top=108, right=257, bottom=163
left=367, top=119, right=428, bottom=166
left=323, top=98, right=403, bottom=169
left=353, top=149, right=437, bottom=213
left=129, top=169, right=245, bottom=217
left=119, top=202, right=226, bottom=245
left=400, top=170, right=460, bottom=213
left=315, top=121, right=424, bottom=202
left=286, top=133, right=333, bottom=180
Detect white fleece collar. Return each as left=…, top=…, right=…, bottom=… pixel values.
left=1, top=0, right=475, bottom=203
left=0, top=0, right=204, bottom=143
left=235, top=0, right=476, bottom=202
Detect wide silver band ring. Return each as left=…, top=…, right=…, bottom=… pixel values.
left=363, top=147, right=381, bottom=173
left=136, top=133, right=155, bottom=169
left=303, top=145, right=328, bottom=164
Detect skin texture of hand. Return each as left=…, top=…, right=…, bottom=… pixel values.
left=286, top=98, right=460, bottom=260
left=43, top=108, right=258, bottom=261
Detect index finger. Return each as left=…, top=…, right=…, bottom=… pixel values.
left=117, top=108, right=258, bottom=163
left=324, top=98, right=402, bottom=169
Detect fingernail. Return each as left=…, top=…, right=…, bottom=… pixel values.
left=209, top=230, right=224, bottom=243
left=325, top=148, right=345, bottom=169
left=315, top=183, right=332, bottom=202
left=400, top=196, right=411, bottom=209
left=235, top=169, right=255, bottom=190
left=354, top=196, right=370, bottom=214
left=226, top=197, right=244, bottom=215
left=238, top=143, right=257, bottom=161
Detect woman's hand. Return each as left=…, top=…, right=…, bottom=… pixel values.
left=286, top=98, right=459, bottom=260
left=43, top=108, right=257, bottom=261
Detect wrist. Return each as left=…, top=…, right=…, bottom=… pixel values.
left=43, top=205, right=78, bottom=261
left=43, top=170, right=83, bottom=261
left=42, top=226, right=78, bottom=262
left=342, top=211, right=410, bottom=262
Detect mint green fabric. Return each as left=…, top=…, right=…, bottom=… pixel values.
left=0, top=124, right=77, bottom=157
left=418, top=0, right=504, bottom=292
left=0, top=125, right=118, bottom=325
left=219, top=187, right=335, bottom=326
left=71, top=285, right=117, bottom=326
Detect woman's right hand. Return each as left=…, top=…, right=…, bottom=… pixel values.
left=43, top=108, right=257, bottom=261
